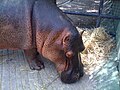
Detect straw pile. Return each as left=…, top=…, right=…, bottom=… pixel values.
left=77, top=27, right=116, bottom=74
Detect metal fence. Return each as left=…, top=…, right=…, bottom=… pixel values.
left=57, top=0, right=120, bottom=27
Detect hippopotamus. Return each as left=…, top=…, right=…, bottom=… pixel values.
left=0, top=0, right=85, bottom=84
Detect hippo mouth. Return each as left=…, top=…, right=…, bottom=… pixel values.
left=60, top=54, right=84, bottom=84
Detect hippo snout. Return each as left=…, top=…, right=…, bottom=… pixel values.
left=60, top=55, right=84, bottom=84
left=60, top=67, right=84, bottom=84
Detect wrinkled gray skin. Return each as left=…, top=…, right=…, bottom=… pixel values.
left=0, top=0, right=85, bottom=84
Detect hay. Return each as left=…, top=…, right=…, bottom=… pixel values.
left=77, top=27, right=116, bottom=75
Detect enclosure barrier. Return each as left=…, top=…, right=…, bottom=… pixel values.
left=58, top=0, right=120, bottom=27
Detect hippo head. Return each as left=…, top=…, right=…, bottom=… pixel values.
left=41, top=27, right=85, bottom=84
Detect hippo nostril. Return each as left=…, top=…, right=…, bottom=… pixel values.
left=76, top=73, right=80, bottom=78
left=72, top=73, right=80, bottom=80
left=79, top=71, right=84, bottom=77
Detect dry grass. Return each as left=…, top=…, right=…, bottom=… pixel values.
left=77, top=27, right=116, bottom=75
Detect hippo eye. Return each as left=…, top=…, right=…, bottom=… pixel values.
left=65, top=37, right=70, bottom=42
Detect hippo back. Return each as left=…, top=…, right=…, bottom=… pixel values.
left=0, top=0, right=35, bottom=49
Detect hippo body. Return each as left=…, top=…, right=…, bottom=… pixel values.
left=0, top=0, right=35, bottom=49
left=0, top=0, right=85, bottom=83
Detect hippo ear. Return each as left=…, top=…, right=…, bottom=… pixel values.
left=78, top=34, right=85, bottom=52
left=79, top=30, right=85, bottom=36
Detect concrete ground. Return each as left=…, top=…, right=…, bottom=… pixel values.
left=0, top=50, right=96, bottom=90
